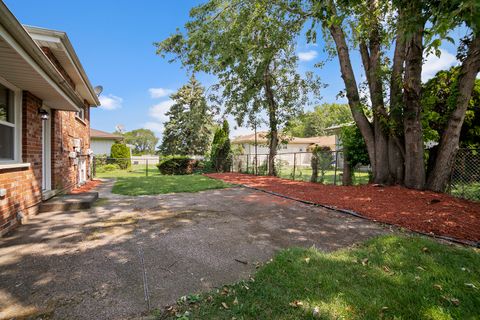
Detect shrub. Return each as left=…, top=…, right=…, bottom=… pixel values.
left=96, top=163, right=119, bottom=173
left=310, top=146, right=334, bottom=183
left=209, top=120, right=232, bottom=172
left=157, top=155, right=198, bottom=175
left=110, top=143, right=131, bottom=169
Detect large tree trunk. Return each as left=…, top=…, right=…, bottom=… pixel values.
left=359, top=33, right=390, bottom=184
left=403, top=23, right=426, bottom=189
left=328, top=22, right=376, bottom=174
left=388, top=20, right=406, bottom=184
left=388, top=138, right=405, bottom=184
left=427, top=35, right=480, bottom=191
left=342, top=149, right=353, bottom=186
left=264, top=66, right=278, bottom=176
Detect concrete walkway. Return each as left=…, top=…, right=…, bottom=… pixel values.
left=0, top=180, right=388, bottom=319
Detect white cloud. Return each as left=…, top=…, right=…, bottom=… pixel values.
left=149, top=100, right=174, bottom=122
left=99, top=94, right=123, bottom=110
left=298, top=50, right=318, bottom=62
left=144, top=121, right=164, bottom=133
left=149, top=88, right=174, bottom=98
left=422, top=49, right=458, bottom=82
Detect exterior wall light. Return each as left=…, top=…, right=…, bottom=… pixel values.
left=38, top=108, right=49, bottom=121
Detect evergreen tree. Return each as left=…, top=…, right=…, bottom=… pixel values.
left=159, top=76, right=213, bottom=155
left=210, top=120, right=232, bottom=172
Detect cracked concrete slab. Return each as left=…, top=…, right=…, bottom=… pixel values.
left=0, top=179, right=389, bottom=319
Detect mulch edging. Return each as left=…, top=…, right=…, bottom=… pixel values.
left=70, top=179, right=102, bottom=194
left=206, top=173, right=480, bottom=248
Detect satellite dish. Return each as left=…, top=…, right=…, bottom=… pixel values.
left=115, top=124, right=125, bottom=133
left=94, top=85, right=103, bottom=96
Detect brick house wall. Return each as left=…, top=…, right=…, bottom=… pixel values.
left=0, top=50, right=92, bottom=236
left=0, top=92, right=43, bottom=234
left=0, top=11, right=98, bottom=236
left=0, top=91, right=92, bottom=236
left=51, top=103, right=91, bottom=192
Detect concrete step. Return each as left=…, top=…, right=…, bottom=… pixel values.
left=39, top=192, right=99, bottom=213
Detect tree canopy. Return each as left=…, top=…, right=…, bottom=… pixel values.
left=285, top=103, right=353, bottom=137
left=156, top=0, right=322, bottom=175
left=123, top=128, right=158, bottom=155
left=422, top=67, right=480, bottom=150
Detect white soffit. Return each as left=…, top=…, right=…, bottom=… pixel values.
left=0, top=25, right=79, bottom=111
left=26, top=27, right=100, bottom=106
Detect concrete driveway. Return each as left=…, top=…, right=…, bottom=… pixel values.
left=0, top=180, right=388, bottom=319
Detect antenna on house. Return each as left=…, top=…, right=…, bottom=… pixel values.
left=94, top=85, right=103, bottom=96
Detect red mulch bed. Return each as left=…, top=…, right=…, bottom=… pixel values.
left=70, top=179, right=102, bottom=194
left=205, top=173, right=480, bottom=243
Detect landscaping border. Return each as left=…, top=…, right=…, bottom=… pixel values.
left=227, top=182, right=480, bottom=248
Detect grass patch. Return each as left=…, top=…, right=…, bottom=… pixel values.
left=96, top=164, right=159, bottom=178
left=156, top=235, right=480, bottom=319
left=96, top=165, right=231, bottom=196
left=110, top=175, right=231, bottom=196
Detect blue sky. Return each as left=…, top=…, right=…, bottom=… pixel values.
left=5, top=1, right=463, bottom=138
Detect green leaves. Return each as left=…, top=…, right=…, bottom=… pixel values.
left=123, top=129, right=158, bottom=155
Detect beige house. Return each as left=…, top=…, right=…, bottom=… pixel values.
left=232, top=132, right=341, bottom=169
left=232, top=131, right=337, bottom=154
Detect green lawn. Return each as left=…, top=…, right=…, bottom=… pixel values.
left=156, top=235, right=480, bottom=319
left=96, top=164, right=159, bottom=178
left=96, top=165, right=230, bottom=196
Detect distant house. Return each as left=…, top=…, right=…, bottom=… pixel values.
left=232, top=131, right=338, bottom=154
left=231, top=131, right=341, bottom=169
left=90, top=129, right=123, bottom=155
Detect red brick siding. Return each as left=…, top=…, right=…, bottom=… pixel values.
left=0, top=92, right=42, bottom=234
left=51, top=102, right=91, bottom=192
left=0, top=91, right=91, bottom=236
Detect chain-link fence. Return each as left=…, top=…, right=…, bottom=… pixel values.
left=449, top=149, right=480, bottom=201
left=92, top=149, right=478, bottom=201
left=231, top=150, right=371, bottom=185
left=92, top=155, right=209, bottom=178
left=92, top=156, right=159, bottom=178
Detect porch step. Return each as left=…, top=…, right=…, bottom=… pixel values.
left=39, top=192, right=99, bottom=213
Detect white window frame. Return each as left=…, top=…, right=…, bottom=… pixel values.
left=0, top=75, right=22, bottom=164
left=75, top=106, right=85, bottom=121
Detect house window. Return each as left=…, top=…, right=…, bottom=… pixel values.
left=0, top=83, right=17, bottom=162
left=76, top=106, right=85, bottom=120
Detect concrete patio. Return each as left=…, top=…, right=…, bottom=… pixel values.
left=0, top=180, right=389, bottom=319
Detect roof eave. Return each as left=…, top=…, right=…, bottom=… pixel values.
left=0, top=3, right=85, bottom=111
left=24, top=25, right=100, bottom=106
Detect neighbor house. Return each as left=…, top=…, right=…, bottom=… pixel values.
left=231, top=131, right=340, bottom=169
left=90, top=128, right=123, bottom=156
left=0, top=2, right=100, bottom=235
left=232, top=131, right=338, bottom=154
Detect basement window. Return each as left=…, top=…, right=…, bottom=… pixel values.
left=0, top=78, right=21, bottom=164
